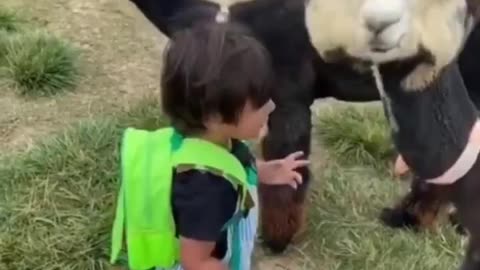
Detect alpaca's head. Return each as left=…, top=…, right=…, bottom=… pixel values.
left=306, top=0, right=478, bottom=89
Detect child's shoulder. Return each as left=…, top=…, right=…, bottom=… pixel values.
left=173, top=169, right=238, bottom=196
left=172, top=167, right=239, bottom=221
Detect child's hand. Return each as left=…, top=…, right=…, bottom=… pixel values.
left=256, top=151, right=310, bottom=189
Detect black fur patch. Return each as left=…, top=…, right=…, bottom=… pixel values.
left=379, top=207, right=420, bottom=231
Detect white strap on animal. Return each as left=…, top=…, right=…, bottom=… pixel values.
left=370, top=65, right=384, bottom=97
left=371, top=64, right=399, bottom=132
left=215, top=5, right=230, bottom=23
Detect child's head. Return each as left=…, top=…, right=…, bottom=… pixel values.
left=161, top=21, right=275, bottom=141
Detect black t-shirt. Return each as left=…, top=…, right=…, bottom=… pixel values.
left=171, top=140, right=255, bottom=259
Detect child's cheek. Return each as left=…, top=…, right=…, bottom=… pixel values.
left=259, top=123, right=268, bottom=139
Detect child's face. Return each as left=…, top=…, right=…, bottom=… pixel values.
left=227, top=99, right=276, bottom=140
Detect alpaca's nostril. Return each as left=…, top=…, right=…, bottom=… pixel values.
left=361, top=0, right=405, bottom=35
left=365, top=16, right=401, bottom=35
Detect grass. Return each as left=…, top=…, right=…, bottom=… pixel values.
left=0, top=30, right=8, bottom=64
left=302, top=164, right=464, bottom=270
left=316, top=104, right=396, bottom=172
left=2, top=30, right=81, bottom=97
left=305, top=103, right=464, bottom=269
left=0, top=99, right=167, bottom=270
left=0, top=6, right=82, bottom=97
left=0, top=7, right=24, bottom=32
left=0, top=101, right=466, bottom=270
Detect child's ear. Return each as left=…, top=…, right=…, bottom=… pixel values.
left=203, top=114, right=224, bottom=130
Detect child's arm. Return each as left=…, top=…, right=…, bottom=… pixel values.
left=179, top=238, right=227, bottom=270
left=256, top=151, right=310, bottom=189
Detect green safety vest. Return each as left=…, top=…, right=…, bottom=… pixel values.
left=109, top=127, right=256, bottom=270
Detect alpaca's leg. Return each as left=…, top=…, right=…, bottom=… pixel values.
left=258, top=185, right=308, bottom=253
left=259, top=103, right=312, bottom=253
left=454, top=161, right=480, bottom=270
left=380, top=177, right=451, bottom=231
left=457, top=205, right=480, bottom=270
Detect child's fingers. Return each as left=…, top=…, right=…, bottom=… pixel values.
left=287, top=172, right=302, bottom=189
left=288, top=181, right=298, bottom=190
left=287, top=151, right=304, bottom=160
left=291, top=171, right=303, bottom=185
left=292, top=160, right=310, bottom=169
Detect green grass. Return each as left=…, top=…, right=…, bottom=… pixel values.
left=316, top=105, right=396, bottom=172
left=0, top=30, right=9, bottom=64
left=306, top=104, right=464, bottom=269
left=0, top=7, right=81, bottom=97
left=0, top=101, right=466, bottom=270
left=0, top=99, right=167, bottom=270
left=0, top=7, right=24, bottom=32
left=2, top=30, right=81, bottom=97
left=302, top=164, right=464, bottom=270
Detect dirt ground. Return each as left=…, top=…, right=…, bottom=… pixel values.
left=0, top=0, right=323, bottom=268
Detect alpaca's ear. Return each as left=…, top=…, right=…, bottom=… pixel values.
left=129, top=0, right=192, bottom=37
left=129, top=0, right=218, bottom=37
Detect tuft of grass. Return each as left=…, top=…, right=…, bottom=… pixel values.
left=0, top=8, right=24, bottom=32
left=3, top=30, right=81, bottom=97
left=300, top=164, right=464, bottom=270
left=0, top=99, right=167, bottom=270
left=316, top=105, right=396, bottom=171
left=0, top=30, right=9, bottom=64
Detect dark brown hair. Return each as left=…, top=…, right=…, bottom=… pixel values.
left=161, top=20, right=274, bottom=135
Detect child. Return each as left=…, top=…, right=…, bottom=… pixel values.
left=109, top=20, right=309, bottom=270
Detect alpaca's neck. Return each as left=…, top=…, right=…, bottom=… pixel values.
left=378, top=63, right=479, bottom=179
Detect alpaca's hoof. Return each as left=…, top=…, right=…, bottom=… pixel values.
left=379, top=207, right=419, bottom=230
left=262, top=239, right=289, bottom=254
